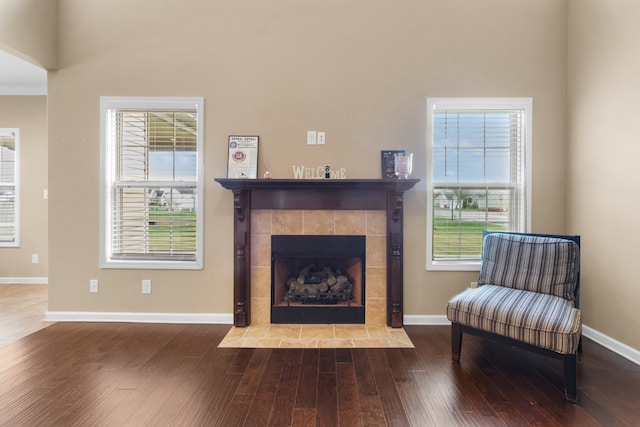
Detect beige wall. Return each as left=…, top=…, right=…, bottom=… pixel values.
left=46, top=1, right=569, bottom=321
left=0, top=0, right=57, bottom=69
left=567, top=0, right=640, bottom=350
left=0, top=96, right=48, bottom=279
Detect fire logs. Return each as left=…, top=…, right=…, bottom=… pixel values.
left=284, top=264, right=353, bottom=304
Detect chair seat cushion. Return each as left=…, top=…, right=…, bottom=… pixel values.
left=447, top=285, right=581, bottom=354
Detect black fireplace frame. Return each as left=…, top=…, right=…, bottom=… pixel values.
left=271, top=235, right=366, bottom=324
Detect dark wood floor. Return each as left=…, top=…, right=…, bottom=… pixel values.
left=0, top=322, right=638, bottom=426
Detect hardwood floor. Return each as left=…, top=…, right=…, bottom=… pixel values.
left=0, top=284, right=51, bottom=347
left=0, top=287, right=639, bottom=426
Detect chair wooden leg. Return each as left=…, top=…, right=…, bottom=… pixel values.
left=451, top=322, right=462, bottom=362
left=563, top=353, right=577, bottom=404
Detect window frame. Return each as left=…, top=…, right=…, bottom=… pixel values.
left=0, top=128, right=19, bottom=247
left=99, top=96, right=204, bottom=269
left=426, top=97, right=532, bottom=271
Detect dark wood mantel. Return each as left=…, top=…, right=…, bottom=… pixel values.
left=215, top=178, right=419, bottom=328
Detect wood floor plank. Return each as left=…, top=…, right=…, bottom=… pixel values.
left=295, top=349, right=319, bottom=409
left=371, top=367, right=411, bottom=426
left=244, top=348, right=287, bottom=426
left=318, top=348, right=336, bottom=373
left=316, top=371, right=338, bottom=427
left=291, top=408, right=317, bottom=426
left=269, top=359, right=302, bottom=426
left=336, top=362, right=363, bottom=427
left=352, top=348, right=378, bottom=396
left=235, top=348, right=273, bottom=396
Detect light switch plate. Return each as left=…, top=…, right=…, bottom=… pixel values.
left=307, top=130, right=317, bottom=145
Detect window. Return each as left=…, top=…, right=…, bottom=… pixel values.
left=100, top=97, right=204, bottom=269
left=0, top=129, right=19, bottom=246
left=426, top=98, right=532, bottom=271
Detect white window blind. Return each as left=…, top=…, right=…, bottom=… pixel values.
left=0, top=129, right=18, bottom=246
left=101, top=97, right=204, bottom=269
left=426, top=98, right=532, bottom=271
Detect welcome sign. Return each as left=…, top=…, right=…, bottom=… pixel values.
left=292, top=165, right=347, bottom=179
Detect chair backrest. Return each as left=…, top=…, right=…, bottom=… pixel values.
left=479, top=232, right=581, bottom=305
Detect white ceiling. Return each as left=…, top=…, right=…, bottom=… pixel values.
left=0, top=50, right=47, bottom=95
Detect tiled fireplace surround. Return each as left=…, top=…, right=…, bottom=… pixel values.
left=250, top=208, right=387, bottom=326
left=216, top=179, right=419, bottom=329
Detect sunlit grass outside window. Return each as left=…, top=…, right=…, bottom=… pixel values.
left=433, top=214, right=507, bottom=258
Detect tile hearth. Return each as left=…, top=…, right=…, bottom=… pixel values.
left=218, top=324, right=414, bottom=349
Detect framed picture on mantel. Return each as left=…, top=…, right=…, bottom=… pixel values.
left=381, top=150, right=405, bottom=179
left=227, top=135, right=259, bottom=178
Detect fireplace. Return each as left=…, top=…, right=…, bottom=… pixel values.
left=215, top=178, right=419, bottom=328
left=271, top=235, right=365, bottom=324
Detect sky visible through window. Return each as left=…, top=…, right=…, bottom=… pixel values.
left=148, top=151, right=197, bottom=181
left=432, top=112, right=513, bottom=183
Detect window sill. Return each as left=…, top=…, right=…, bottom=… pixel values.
left=426, top=260, right=481, bottom=272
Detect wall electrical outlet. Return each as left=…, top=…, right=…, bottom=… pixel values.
left=31, top=254, right=39, bottom=264
left=142, top=279, right=152, bottom=294
left=307, top=130, right=317, bottom=145
left=317, top=131, right=326, bottom=145
left=90, top=279, right=99, bottom=293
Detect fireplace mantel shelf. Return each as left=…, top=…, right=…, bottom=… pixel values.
left=215, top=178, right=420, bottom=192
left=215, top=177, right=420, bottom=328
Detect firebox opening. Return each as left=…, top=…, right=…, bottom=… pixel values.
left=271, top=235, right=366, bottom=324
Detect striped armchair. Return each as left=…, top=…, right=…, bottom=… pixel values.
left=446, top=232, right=581, bottom=403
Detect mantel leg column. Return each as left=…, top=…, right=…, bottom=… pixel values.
left=387, top=190, right=405, bottom=328
left=233, top=190, right=251, bottom=327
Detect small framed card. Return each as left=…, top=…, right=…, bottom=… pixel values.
left=381, top=150, right=405, bottom=179
left=227, top=135, right=259, bottom=178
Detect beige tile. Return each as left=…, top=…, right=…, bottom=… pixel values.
left=242, top=324, right=270, bottom=339
left=251, top=266, right=271, bottom=299
left=280, top=338, right=318, bottom=348
left=303, top=210, right=335, bottom=235
left=335, top=210, right=366, bottom=235
left=317, top=338, right=354, bottom=348
left=365, top=298, right=387, bottom=326
left=366, top=267, right=386, bottom=299
left=251, top=210, right=272, bottom=234
left=222, top=326, right=248, bottom=339
left=267, top=324, right=301, bottom=339
left=243, top=338, right=283, bottom=348
left=218, top=336, right=245, bottom=347
left=250, top=233, right=271, bottom=267
left=272, top=210, right=303, bottom=235
left=300, top=324, right=335, bottom=339
left=353, top=338, right=391, bottom=348
left=367, top=211, right=386, bottom=236
left=366, top=235, right=386, bottom=267
left=250, top=298, right=271, bottom=325
left=366, top=325, right=391, bottom=339
left=218, top=325, right=414, bottom=348
left=334, top=324, right=368, bottom=339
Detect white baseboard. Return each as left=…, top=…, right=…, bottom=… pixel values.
left=582, top=324, right=640, bottom=366
left=0, top=277, right=48, bottom=284
left=402, top=314, right=640, bottom=366
left=44, top=311, right=233, bottom=324
left=403, top=314, right=451, bottom=325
